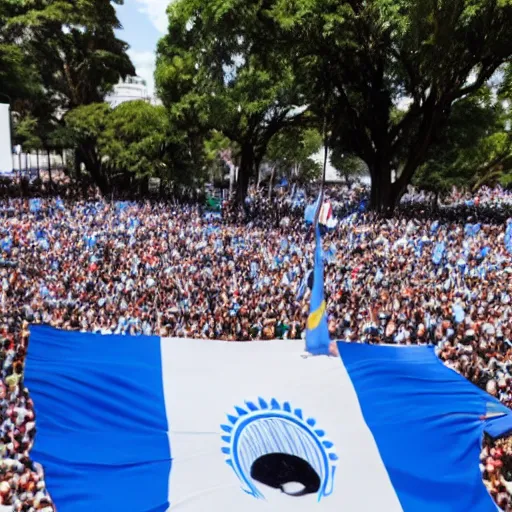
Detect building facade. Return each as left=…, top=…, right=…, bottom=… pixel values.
left=105, top=76, right=153, bottom=107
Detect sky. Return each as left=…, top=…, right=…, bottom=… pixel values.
left=115, top=0, right=170, bottom=97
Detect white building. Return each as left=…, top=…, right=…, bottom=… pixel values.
left=106, top=76, right=160, bottom=107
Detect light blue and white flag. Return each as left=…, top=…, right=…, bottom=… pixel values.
left=432, top=242, right=445, bottom=265
left=25, top=326, right=512, bottom=512
left=29, top=198, right=42, bottom=213
left=505, top=221, right=512, bottom=254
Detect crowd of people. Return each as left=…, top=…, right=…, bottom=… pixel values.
left=1, top=183, right=512, bottom=510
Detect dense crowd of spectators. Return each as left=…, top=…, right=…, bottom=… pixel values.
left=1, top=183, right=512, bottom=510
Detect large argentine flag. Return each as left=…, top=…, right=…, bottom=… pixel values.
left=25, top=326, right=512, bottom=512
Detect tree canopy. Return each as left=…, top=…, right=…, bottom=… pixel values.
left=0, top=1, right=42, bottom=104
left=65, top=101, right=209, bottom=192
left=4, top=0, right=512, bottom=202
left=265, top=127, right=323, bottom=186
left=10, top=0, right=134, bottom=109
left=154, top=0, right=512, bottom=207
left=415, top=86, right=512, bottom=194
left=156, top=0, right=308, bottom=202
left=266, top=0, right=512, bottom=210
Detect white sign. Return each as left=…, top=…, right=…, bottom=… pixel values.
left=0, top=104, right=13, bottom=176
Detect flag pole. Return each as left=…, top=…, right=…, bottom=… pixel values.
left=314, top=112, right=329, bottom=227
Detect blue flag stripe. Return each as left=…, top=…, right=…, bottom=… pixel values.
left=24, top=327, right=511, bottom=512
left=25, top=325, right=172, bottom=512
left=305, top=224, right=330, bottom=355
left=337, top=342, right=505, bottom=512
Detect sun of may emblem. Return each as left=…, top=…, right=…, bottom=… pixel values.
left=221, top=397, right=337, bottom=501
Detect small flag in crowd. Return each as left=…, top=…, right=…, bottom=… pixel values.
left=323, top=243, right=337, bottom=264
left=304, top=195, right=321, bottom=224
left=318, top=201, right=332, bottom=226
left=432, top=242, right=445, bottom=265
left=505, top=221, right=512, bottom=254
left=304, top=196, right=337, bottom=228
left=25, top=326, right=512, bottom=512
left=0, top=236, right=12, bottom=252
left=29, top=198, right=42, bottom=213
left=464, top=223, right=481, bottom=238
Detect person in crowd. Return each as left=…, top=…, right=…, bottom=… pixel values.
left=0, top=182, right=511, bottom=510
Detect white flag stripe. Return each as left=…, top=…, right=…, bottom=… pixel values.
left=160, top=338, right=404, bottom=511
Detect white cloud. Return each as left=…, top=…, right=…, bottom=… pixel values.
left=129, top=50, right=156, bottom=97
left=134, top=0, right=169, bottom=33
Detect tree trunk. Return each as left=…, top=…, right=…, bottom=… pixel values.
left=74, top=149, right=82, bottom=181
left=433, top=191, right=439, bottom=211
left=235, top=143, right=254, bottom=204
left=78, top=142, right=110, bottom=196
left=36, top=150, right=40, bottom=181
left=369, top=160, right=393, bottom=213
left=47, top=149, right=53, bottom=192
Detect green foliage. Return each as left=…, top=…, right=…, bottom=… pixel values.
left=501, top=171, right=512, bottom=188
left=10, top=0, right=134, bottom=108
left=12, top=115, right=42, bottom=150
left=4, top=0, right=512, bottom=202
left=66, top=103, right=111, bottom=137
left=156, top=0, right=307, bottom=200
left=266, top=127, right=323, bottom=182
left=0, top=1, right=42, bottom=104
left=65, top=101, right=207, bottom=187
left=101, top=101, right=169, bottom=178
left=416, top=86, right=512, bottom=193
left=330, top=150, right=369, bottom=183
left=266, top=0, right=512, bottom=210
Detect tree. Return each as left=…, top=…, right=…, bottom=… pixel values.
left=103, top=100, right=207, bottom=188
left=11, top=0, right=134, bottom=108
left=330, top=151, right=369, bottom=185
left=65, top=103, right=112, bottom=191
left=265, top=127, right=322, bottom=189
left=415, top=86, right=512, bottom=193
left=267, top=0, right=512, bottom=211
left=9, top=0, right=135, bottom=193
left=12, top=115, right=42, bottom=151
left=101, top=101, right=169, bottom=181
left=155, top=0, right=307, bottom=203
left=66, top=101, right=207, bottom=191
left=0, top=1, right=43, bottom=105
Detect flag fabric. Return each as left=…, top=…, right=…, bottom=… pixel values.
left=29, top=198, right=42, bottom=213
left=305, top=199, right=336, bottom=228
left=318, top=202, right=333, bottom=226
left=304, top=195, right=321, bottom=224
left=305, top=223, right=331, bottom=356
left=465, top=223, right=481, bottom=238
left=432, top=242, right=445, bottom=264
left=25, top=325, right=512, bottom=512
left=296, top=274, right=308, bottom=299
left=505, top=221, right=512, bottom=254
